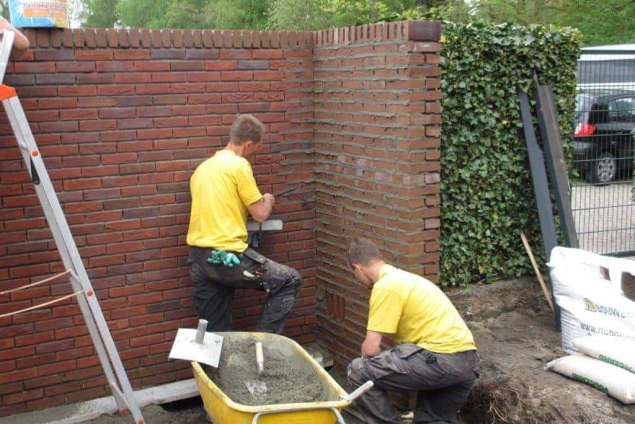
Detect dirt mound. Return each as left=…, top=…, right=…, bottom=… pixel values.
left=451, top=278, right=635, bottom=423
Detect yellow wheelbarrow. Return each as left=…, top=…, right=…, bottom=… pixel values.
left=192, top=332, right=373, bottom=424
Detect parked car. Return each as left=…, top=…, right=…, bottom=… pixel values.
left=574, top=89, right=635, bottom=183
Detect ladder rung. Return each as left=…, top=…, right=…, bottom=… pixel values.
left=0, top=290, right=85, bottom=319
left=0, top=269, right=71, bottom=296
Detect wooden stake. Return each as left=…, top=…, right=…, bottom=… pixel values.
left=521, top=232, right=555, bottom=312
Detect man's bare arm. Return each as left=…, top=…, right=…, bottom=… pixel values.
left=247, top=193, right=274, bottom=223
left=361, top=330, right=383, bottom=358
left=0, top=17, right=29, bottom=52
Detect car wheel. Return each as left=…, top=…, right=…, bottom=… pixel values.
left=590, top=152, right=617, bottom=184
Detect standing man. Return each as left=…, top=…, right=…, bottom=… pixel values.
left=346, top=238, right=479, bottom=423
left=187, top=114, right=301, bottom=333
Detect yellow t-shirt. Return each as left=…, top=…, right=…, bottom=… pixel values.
left=186, top=150, right=263, bottom=252
left=367, top=264, right=476, bottom=354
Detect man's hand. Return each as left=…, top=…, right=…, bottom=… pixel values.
left=361, top=331, right=383, bottom=358
left=247, top=193, right=274, bottom=223
left=263, top=193, right=275, bottom=207
left=0, top=17, right=29, bottom=52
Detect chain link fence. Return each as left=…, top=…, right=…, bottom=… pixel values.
left=572, top=47, right=635, bottom=256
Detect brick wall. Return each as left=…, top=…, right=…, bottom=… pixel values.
left=0, top=28, right=316, bottom=416
left=312, top=22, right=442, bottom=371
left=0, top=21, right=441, bottom=416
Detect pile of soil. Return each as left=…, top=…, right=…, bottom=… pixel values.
left=86, top=278, right=634, bottom=424
left=450, top=278, right=635, bottom=424
left=205, top=334, right=330, bottom=406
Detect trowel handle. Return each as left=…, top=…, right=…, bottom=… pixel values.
left=195, top=319, right=208, bottom=344
left=255, top=341, right=264, bottom=374
left=344, top=380, right=374, bottom=402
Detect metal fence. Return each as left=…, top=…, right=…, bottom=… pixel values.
left=571, top=47, right=635, bottom=257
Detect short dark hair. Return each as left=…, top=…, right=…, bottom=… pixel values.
left=347, top=237, right=382, bottom=266
left=229, top=114, right=265, bottom=146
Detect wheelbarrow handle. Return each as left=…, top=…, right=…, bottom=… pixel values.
left=343, top=380, right=374, bottom=402
left=251, top=407, right=345, bottom=424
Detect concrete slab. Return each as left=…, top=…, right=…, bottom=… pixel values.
left=0, top=379, right=198, bottom=424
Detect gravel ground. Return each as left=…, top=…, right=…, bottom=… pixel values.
left=571, top=180, right=634, bottom=255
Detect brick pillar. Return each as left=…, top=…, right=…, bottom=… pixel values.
left=312, top=21, right=442, bottom=370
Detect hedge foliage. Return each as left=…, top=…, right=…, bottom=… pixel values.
left=439, top=22, right=581, bottom=286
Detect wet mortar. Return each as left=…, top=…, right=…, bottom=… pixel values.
left=204, top=334, right=330, bottom=406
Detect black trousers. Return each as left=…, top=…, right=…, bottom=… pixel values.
left=188, top=247, right=302, bottom=334
left=347, top=344, right=479, bottom=423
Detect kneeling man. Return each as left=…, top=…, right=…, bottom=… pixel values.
left=346, top=237, right=479, bottom=423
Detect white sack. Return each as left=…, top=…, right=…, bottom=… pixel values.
left=548, top=247, right=635, bottom=353
left=572, top=336, right=635, bottom=374
left=546, top=354, right=635, bottom=404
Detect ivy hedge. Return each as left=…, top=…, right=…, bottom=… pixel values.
left=439, top=22, right=581, bottom=286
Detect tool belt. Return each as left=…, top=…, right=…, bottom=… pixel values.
left=189, top=247, right=268, bottom=290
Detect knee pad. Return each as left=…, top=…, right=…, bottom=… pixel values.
left=289, top=268, right=302, bottom=287
left=347, top=357, right=365, bottom=383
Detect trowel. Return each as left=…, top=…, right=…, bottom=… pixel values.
left=168, top=319, right=223, bottom=368
left=245, top=341, right=268, bottom=400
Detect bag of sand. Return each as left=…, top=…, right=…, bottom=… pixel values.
left=546, top=354, right=635, bottom=404
left=572, top=335, right=635, bottom=374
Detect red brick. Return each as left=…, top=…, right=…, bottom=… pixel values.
left=75, top=49, right=113, bottom=60
left=3, top=388, right=43, bottom=405
left=204, top=60, right=237, bottom=71
left=33, top=50, right=75, bottom=61
left=2, top=367, right=37, bottom=383
left=153, top=94, right=187, bottom=105
left=37, top=120, right=79, bottom=133
left=35, top=98, right=76, bottom=112
left=101, top=152, right=138, bottom=164
left=96, top=61, right=135, bottom=72
left=58, top=86, right=97, bottom=97
left=187, top=71, right=220, bottom=82
left=44, top=381, right=83, bottom=397
left=221, top=71, right=253, bottom=81
left=79, top=119, right=117, bottom=132
left=253, top=49, right=283, bottom=59
left=15, top=61, right=55, bottom=73
left=118, top=118, right=153, bottom=129
left=0, top=382, right=22, bottom=396
left=0, top=346, right=34, bottom=361
left=63, top=178, right=102, bottom=190
left=133, top=60, right=170, bottom=71
left=253, top=70, right=282, bottom=80
left=77, top=97, right=117, bottom=107
left=113, top=49, right=151, bottom=60
left=135, top=83, right=171, bottom=94
left=60, top=109, right=99, bottom=120
left=114, top=72, right=152, bottom=83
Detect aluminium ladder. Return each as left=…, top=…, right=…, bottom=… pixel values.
left=0, top=30, right=144, bottom=423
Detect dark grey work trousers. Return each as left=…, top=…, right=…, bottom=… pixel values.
left=188, top=247, right=302, bottom=334
left=347, top=344, right=479, bottom=424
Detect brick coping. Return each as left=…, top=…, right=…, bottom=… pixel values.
left=22, top=21, right=441, bottom=50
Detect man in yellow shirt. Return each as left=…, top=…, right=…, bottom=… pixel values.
left=187, top=114, right=301, bottom=333
left=346, top=238, right=479, bottom=423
